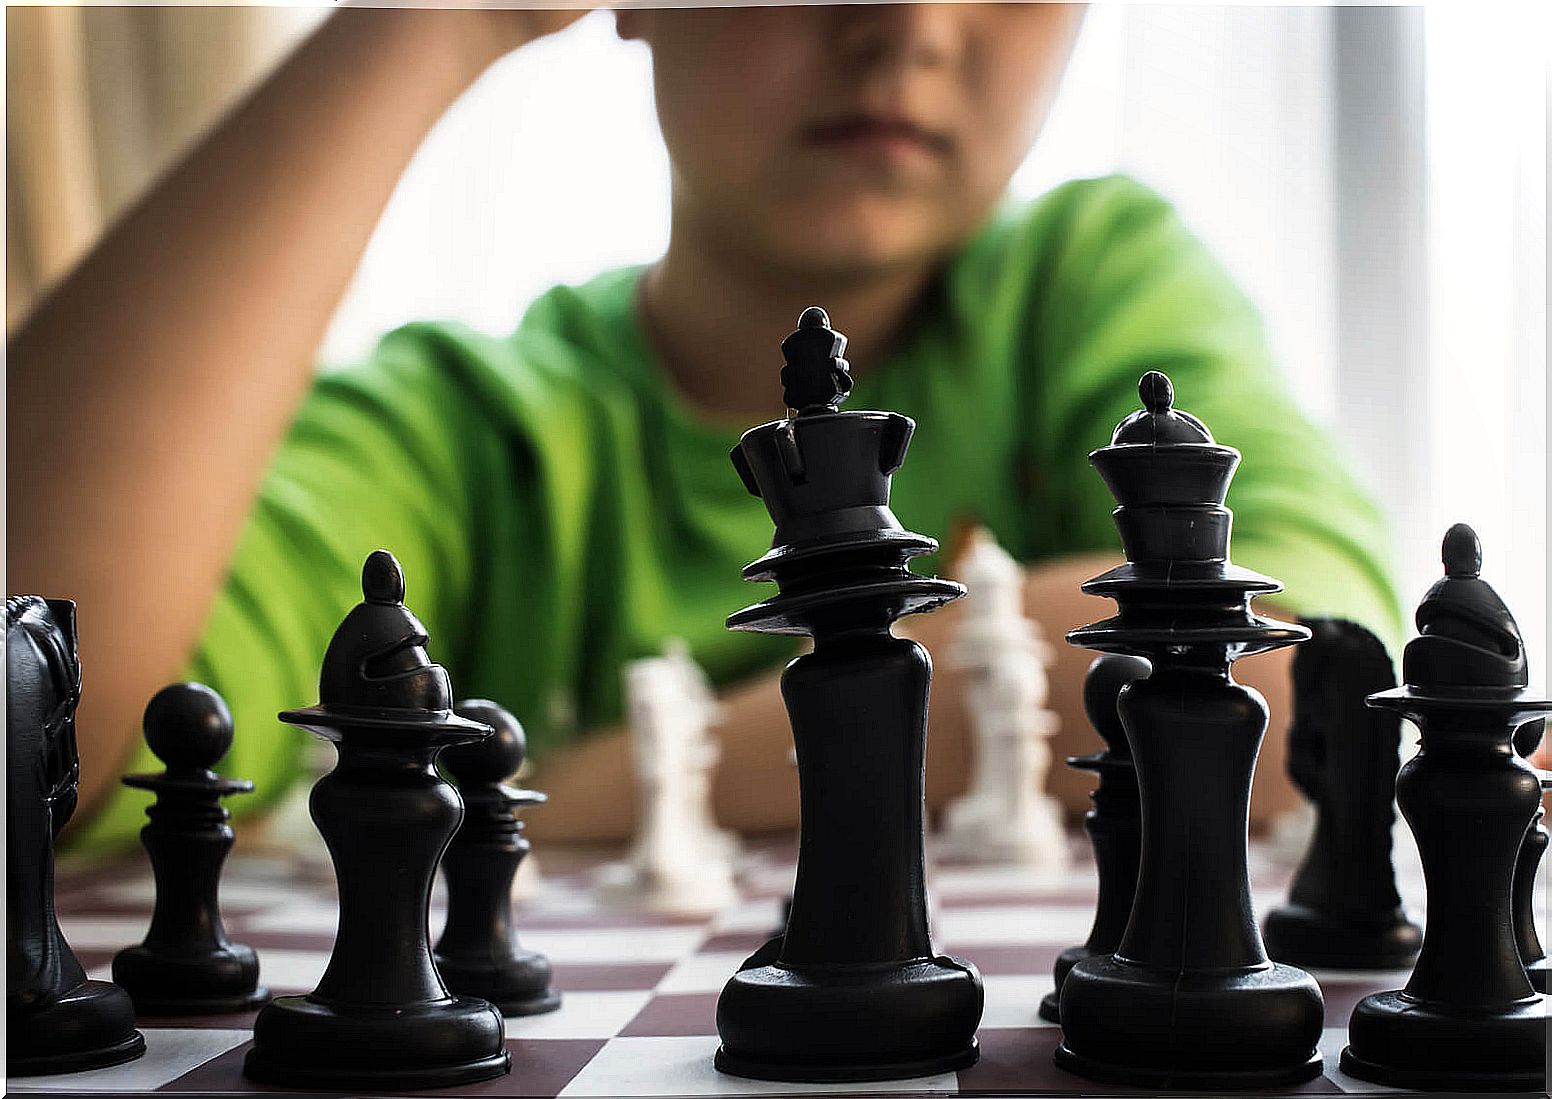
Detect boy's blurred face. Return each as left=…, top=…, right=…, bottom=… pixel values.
left=618, top=3, right=1085, bottom=281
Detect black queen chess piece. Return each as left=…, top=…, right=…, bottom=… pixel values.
left=1055, top=372, right=1324, bottom=1088
left=714, top=307, right=983, bottom=1082
left=1264, top=619, right=1422, bottom=969
left=434, top=698, right=560, bottom=1016
left=112, top=682, right=269, bottom=1014
left=243, top=550, right=510, bottom=1090
left=7, top=597, right=147, bottom=1076
left=1039, top=652, right=1150, bottom=1024
left=1341, top=524, right=1551, bottom=1092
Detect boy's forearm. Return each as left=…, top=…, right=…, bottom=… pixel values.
left=7, top=9, right=518, bottom=819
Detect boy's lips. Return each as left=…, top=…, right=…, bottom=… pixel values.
left=800, top=115, right=953, bottom=160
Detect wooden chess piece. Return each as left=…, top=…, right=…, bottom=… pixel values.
left=243, top=551, right=509, bottom=1089
left=435, top=699, right=560, bottom=1016
left=1055, top=372, right=1323, bottom=1088
left=7, top=596, right=146, bottom=1075
left=1342, top=525, right=1550, bottom=1091
left=1264, top=619, right=1422, bottom=969
left=112, top=683, right=268, bottom=1013
left=714, top=308, right=983, bottom=1082
left=1039, top=652, right=1149, bottom=1023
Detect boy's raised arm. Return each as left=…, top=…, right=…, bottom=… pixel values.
left=7, top=8, right=585, bottom=816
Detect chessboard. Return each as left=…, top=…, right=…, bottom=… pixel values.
left=20, top=832, right=1540, bottom=1097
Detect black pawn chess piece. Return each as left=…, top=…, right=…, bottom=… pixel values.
left=1342, top=524, right=1551, bottom=1092
left=1264, top=619, right=1422, bottom=969
left=434, top=698, right=560, bottom=1016
left=112, top=683, right=268, bottom=1014
left=1038, top=653, right=1150, bottom=1024
left=7, top=596, right=146, bottom=1076
left=243, top=550, right=510, bottom=1090
left=1511, top=718, right=1549, bottom=993
left=715, top=307, right=983, bottom=1082
left=1055, top=371, right=1323, bottom=1089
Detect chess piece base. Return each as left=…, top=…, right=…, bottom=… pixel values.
left=1037, top=943, right=1094, bottom=1023
left=435, top=951, right=561, bottom=1017
left=1055, top=955, right=1324, bottom=1087
left=1263, top=902, right=1422, bottom=970
left=7, top=980, right=147, bottom=1077
left=244, top=992, right=509, bottom=1089
left=1528, top=958, right=1549, bottom=994
left=1055, top=1042, right=1322, bottom=1090
left=715, top=940, right=982, bottom=1082
left=1341, top=989, right=1547, bottom=1092
left=113, top=943, right=269, bottom=1016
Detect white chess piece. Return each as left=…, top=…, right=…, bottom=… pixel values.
left=661, top=639, right=741, bottom=864
left=940, top=529, right=1068, bottom=870
left=597, top=647, right=738, bottom=915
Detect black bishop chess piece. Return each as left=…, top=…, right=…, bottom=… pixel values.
left=1055, top=371, right=1324, bottom=1089
left=1341, top=524, right=1551, bottom=1092
left=243, top=550, right=510, bottom=1090
left=434, top=698, right=560, bottom=1016
left=1510, top=717, right=1549, bottom=993
left=112, top=683, right=268, bottom=1014
left=1264, top=619, right=1422, bottom=969
left=714, top=307, right=983, bottom=1082
left=1038, top=652, right=1150, bottom=1024
left=7, top=596, right=147, bottom=1076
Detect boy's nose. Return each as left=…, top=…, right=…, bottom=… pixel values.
left=831, top=3, right=964, bottom=70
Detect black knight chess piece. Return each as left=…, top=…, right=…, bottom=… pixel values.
left=7, top=596, right=146, bottom=1076
left=434, top=698, right=560, bottom=1016
left=714, top=307, right=983, bottom=1082
left=112, top=683, right=269, bottom=1014
left=1039, top=652, right=1150, bottom=1024
left=1341, top=524, right=1550, bottom=1092
left=1511, top=718, right=1549, bottom=992
left=1055, top=372, right=1324, bottom=1088
left=243, top=551, right=510, bottom=1089
left=1264, top=619, right=1422, bottom=969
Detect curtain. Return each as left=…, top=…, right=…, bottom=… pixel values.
left=6, top=6, right=311, bottom=330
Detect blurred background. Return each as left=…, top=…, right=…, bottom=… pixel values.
left=8, top=3, right=1547, bottom=683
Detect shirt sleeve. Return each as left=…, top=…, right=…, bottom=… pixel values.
left=1020, top=175, right=1405, bottom=651
left=68, top=323, right=499, bottom=852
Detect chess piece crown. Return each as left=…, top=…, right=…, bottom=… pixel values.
left=728, top=307, right=962, bottom=634
left=1071, top=371, right=1307, bottom=656
left=1401, top=523, right=1528, bottom=693
left=125, top=684, right=253, bottom=797
left=282, top=550, right=489, bottom=739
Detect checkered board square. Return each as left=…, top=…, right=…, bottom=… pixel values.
left=15, top=833, right=1545, bottom=1097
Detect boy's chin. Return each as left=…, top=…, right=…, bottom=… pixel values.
left=760, top=205, right=962, bottom=280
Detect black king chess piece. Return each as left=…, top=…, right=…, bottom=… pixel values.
left=1055, top=372, right=1323, bottom=1088
left=1341, top=524, right=1551, bottom=1092
left=714, top=307, right=983, bottom=1082
left=7, top=597, right=146, bottom=1076
left=243, top=550, right=510, bottom=1089
left=1264, top=619, right=1422, bottom=969
left=113, top=683, right=268, bottom=1013
left=1038, top=652, right=1150, bottom=1024
left=1510, top=717, right=1549, bottom=993
left=434, top=698, right=560, bottom=1016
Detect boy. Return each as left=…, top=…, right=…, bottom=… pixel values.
left=7, top=5, right=1399, bottom=848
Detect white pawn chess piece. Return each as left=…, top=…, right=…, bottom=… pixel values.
left=940, top=529, right=1068, bottom=870
left=597, top=648, right=738, bottom=915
